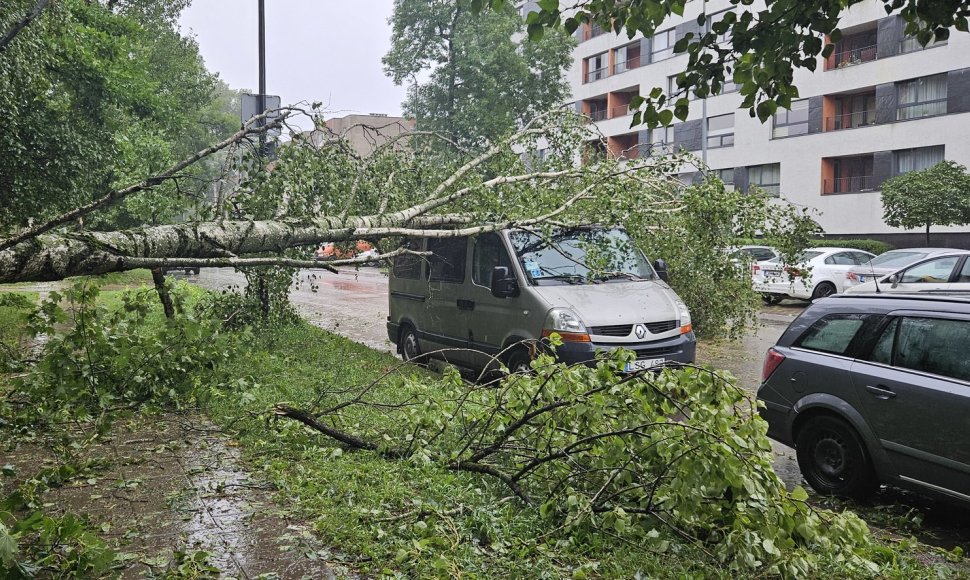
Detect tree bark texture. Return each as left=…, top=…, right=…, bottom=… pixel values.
left=0, top=214, right=468, bottom=284
left=150, top=268, right=175, bottom=319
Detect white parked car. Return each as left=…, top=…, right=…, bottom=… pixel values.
left=753, top=247, right=875, bottom=303
left=842, top=247, right=962, bottom=292
left=845, top=250, right=970, bottom=294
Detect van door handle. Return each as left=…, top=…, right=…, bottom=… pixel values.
left=865, top=384, right=897, bottom=400
left=457, top=299, right=475, bottom=311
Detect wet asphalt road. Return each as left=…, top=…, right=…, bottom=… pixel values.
left=187, top=267, right=808, bottom=487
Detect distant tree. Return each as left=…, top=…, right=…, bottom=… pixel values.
left=0, top=0, right=233, bottom=232
left=880, top=160, right=970, bottom=245
left=383, top=0, right=575, bottom=151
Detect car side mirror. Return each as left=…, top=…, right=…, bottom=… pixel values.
left=653, top=259, right=670, bottom=283
left=490, top=266, right=519, bottom=298
left=888, top=273, right=900, bottom=288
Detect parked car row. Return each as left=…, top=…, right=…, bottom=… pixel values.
left=749, top=245, right=970, bottom=302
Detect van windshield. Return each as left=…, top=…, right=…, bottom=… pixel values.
left=508, top=228, right=656, bottom=285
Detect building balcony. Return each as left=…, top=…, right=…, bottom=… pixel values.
left=585, top=67, right=609, bottom=84
left=613, top=55, right=642, bottom=75
left=823, top=175, right=874, bottom=194
left=828, top=44, right=877, bottom=70
left=824, top=109, right=877, bottom=131
left=609, top=104, right=632, bottom=119
left=589, top=108, right=608, bottom=122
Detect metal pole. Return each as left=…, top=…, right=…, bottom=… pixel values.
left=258, top=0, right=266, bottom=156
left=700, top=2, right=708, bottom=168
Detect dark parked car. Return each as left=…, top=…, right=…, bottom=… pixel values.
left=758, top=294, right=970, bottom=504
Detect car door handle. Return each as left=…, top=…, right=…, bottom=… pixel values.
left=865, top=384, right=897, bottom=400
left=457, top=299, right=475, bottom=311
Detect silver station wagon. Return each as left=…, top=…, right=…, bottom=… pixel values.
left=758, top=294, right=970, bottom=504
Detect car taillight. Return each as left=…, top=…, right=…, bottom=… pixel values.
left=751, top=264, right=760, bottom=276
left=762, top=348, right=785, bottom=382
left=846, top=271, right=857, bottom=281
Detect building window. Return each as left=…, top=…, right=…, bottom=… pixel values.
left=749, top=163, right=781, bottom=196
left=705, top=8, right=734, bottom=45
left=614, top=41, right=642, bottom=73
left=771, top=100, right=809, bottom=138
left=584, top=52, right=609, bottom=83
left=897, top=74, right=947, bottom=120
left=651, top=29, right=676, bottom=62
left=706, top=113, right=734, bottom=148
left=668, top=75, right=692, bottom=100
left=894, top=145, right=944, bottom=175
left=717, top=168, right=735, bottom=191
left=899, top=27, right=947, bottom=54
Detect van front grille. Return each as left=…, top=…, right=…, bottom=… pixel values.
left=589, top=320, right=678, bottom=337
left=589, top=324, right=632, bottom=337
left=645, top=320, right=677, bottom=334
left=636, top=345, right=680, bottom=358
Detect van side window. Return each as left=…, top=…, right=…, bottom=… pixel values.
left=428, top=237, right=466, bottom=283
left=392, top=238, right=422, bottom=279
left=868, top=318, right=898, bottom=365
left=892, top=317, right=970, bottom=382
left=794, top=314, right=871, bottom=356
left=472, top=234, right=512, bottom=286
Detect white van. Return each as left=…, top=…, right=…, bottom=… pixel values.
left=386, top=227, right=696, bottom=374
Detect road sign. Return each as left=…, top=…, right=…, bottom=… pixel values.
left=241, top=93, right=282, bottom=136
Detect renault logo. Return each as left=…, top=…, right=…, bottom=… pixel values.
left=634, top=324, right=646, bottom=339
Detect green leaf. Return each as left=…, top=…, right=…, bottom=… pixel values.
left=791, top=485, right=809, bottom=501
left=0, top=523, right=16, bottom=567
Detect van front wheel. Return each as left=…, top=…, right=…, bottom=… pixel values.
left=399, top=325, right=424, bottom=364
left=505, top=348, right=533, bottom=375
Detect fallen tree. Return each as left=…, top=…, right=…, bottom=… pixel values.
left=269, top=348, right=881, bottom=576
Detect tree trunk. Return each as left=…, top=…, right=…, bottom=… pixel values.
left=0, top=214, right=467, bottom=284
left=150, top=268, right=175, bottom=319
left=926, top=222, right=931, bottom=246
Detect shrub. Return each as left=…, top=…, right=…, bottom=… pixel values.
left=807, top=238, right=894, bottom=256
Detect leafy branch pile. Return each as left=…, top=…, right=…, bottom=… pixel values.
left=274, top=348, right=880, bottom=576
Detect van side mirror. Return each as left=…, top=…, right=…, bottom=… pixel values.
left=888, top=273, right=900, bottom=288
left=490, top=266, right=519, bottom=298
left=653, top=259, right=670, bottom=283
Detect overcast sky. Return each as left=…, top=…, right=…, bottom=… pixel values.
left=178, top=0, right=408, bottom=125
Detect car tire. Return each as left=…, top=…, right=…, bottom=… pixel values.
left=191, top=268, right=201, bottom=275
left=398, top=324, right=425, bottom=364
left=811, top=282, right=836, bottom=300
left=795, top=415, right=877, bottom=499
left=762, top=293, right=782, bottom=305
left=505, top=347, right=533, bottom=375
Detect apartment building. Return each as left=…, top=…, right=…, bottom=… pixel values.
left=567, top=0, right=970, bottom=246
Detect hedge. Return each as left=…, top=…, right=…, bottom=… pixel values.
left=804, top=238, right=894, bottom=256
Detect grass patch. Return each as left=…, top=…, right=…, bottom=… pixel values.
left=208, top=321, right=965, bottom=578
left=211, top=324, right=715, bottom=577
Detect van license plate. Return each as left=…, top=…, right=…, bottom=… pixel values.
left=625, top=358, right=665, bottom=372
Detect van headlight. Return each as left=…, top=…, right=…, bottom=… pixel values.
left=541, top=308, right=590, bottom=342
left=676, top=299, right=692, bottom=334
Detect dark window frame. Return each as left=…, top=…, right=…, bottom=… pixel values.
left=896, top=74, right=948, bottom=120
left=794, top=313, right=877, bottom=357
left=392, top=238, right=423, bottom=279
left=427, top=237, right=467, bottom=283
left=771, top=99, right=810, bottom=139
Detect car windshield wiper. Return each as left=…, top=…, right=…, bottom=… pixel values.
left=596, top=271, right=643, bottom=281
left=535, top=272, right=585, bottom=284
